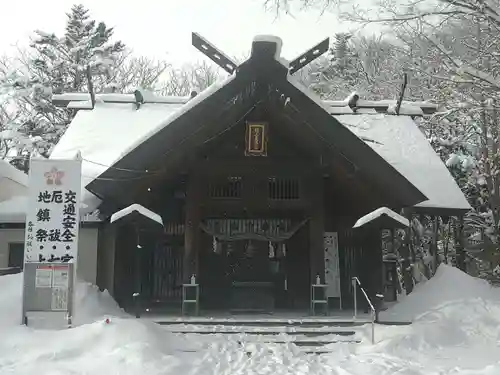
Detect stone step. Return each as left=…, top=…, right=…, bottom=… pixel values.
left=236, top=339, right=362, bottom=355
left=236, top=336, right=361, bottom=345
left=155, top=317, right=371, bottom=327
left=160, top=325, right=359, bottom=336
left=170, top=327, right=364, bottom=355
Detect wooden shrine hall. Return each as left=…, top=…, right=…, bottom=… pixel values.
left=50, top=34, right=471, bottom=317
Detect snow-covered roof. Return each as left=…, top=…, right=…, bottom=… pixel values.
left=110, top=204, right=163, bottom=226
left=0, top=160, right=28, bottom=187
left=53, top=101, right=468, bottom=214
left=0, top=35, right=468, bottom=224
left=50, top=76, right=234, bottom=192
left=50, top=102, right=182, bottom=190
left=0, top=161, right=29, bottom=205
left=323, top=99, right=437, bottom=116
left=335, top=114, right=471, bottom=213
left=353, top=207, right=409, bottom=229
left=52, top=92, right=189, bottom=105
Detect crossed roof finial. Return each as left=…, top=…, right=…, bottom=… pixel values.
left=191, top=32, right=330, bottom=75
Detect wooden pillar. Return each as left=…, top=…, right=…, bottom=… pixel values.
left=455, top=216, right=466, bottom=271
left=184, top=173, right=202, bottom=282
left=309, top=174, right=325, bottom=283
left=400, top=208, right=414, bottom=294
left=431, top=216, right=440, bottom=273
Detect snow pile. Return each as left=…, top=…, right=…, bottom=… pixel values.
left=73, top=280, right=127, bottom=325
left=0, top=273, right=23, bottom=328
left=192, top=340, right=335, bottom=375
left=371, top=266, right=500, bottom=371
left=381, top=264, right=500, bottom=322
left=0, top=272, right=201, bottom=374
left=0, top=272, right=125, bottom=327
left=0, top=318, right=198, bottom=375
left=3, top=265, right=500, bottom=374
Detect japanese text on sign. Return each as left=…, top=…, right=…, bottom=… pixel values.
left=245, top=122, right=268, bottom=156
left=24, top=159, right=82, bottom=264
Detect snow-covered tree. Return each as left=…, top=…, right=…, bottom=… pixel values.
left=158, top=60, right=223, bottom=96
left=0, top=4, right=125, bottom=170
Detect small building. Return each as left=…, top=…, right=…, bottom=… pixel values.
left=0, top=36, right=470, bottom=315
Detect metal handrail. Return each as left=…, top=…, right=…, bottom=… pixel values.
left=352, top=276, right=376, bottom=344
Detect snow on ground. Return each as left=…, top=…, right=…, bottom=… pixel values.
left=1, top=265, right=500, bottom=374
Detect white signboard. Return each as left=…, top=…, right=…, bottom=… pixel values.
left=24, top=158, right=82, bottom=264
left=324, top=232, right=341, bottom=299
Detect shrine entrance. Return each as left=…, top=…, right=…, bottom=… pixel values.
left=198, top=218, right=310, bottom=313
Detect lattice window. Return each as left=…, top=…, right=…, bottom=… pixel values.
left=209, top=176, right=243, bottom=199
left=268, top=177, right=300, bottom=200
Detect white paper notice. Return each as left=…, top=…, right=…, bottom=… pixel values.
left=35, top=267, right=52, bottom=288
left=52, top=266, right=69, bottom=289
left=51, top=287, right=68, bottom=311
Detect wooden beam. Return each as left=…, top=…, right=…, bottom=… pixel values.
left=192, top=32, right=238, bottom=74
left=289, top=38, right=330, bottom=75
left=395, top=73, right=408, bottom=115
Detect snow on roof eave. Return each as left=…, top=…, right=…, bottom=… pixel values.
left=110, top=204, right=163, bottom=226
left=335, top=114, right=470, bottom=214
left=67, top=100, right=93, bottom=110
left=411, top=202, right=471, bottom=216
left=52, top=92, right=190, bottom=107
left=90, top=73, right=237, bottom=181
left=251, top=35, right=290, bottom=68
left=324, top=99, right=437, bottom=109
left=253, top=35, right=283, bottom=60
left=353, top=207, right=410, bottom=229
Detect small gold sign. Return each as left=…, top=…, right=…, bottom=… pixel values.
left=245, top=122, right=268, bottom=156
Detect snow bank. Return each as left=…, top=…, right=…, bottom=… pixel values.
left=3, top=265, right=500, bottom=374
left=0, top=272, right=201, bottom=374
left=73, top=280, right=127, bottom=325
left=0, top=272, right=125, bottom=328
left=0, top=317, right=198, bottom=375
left=381, top=264, right=500, bottom=322
left=371, top=266, right=500, bottom=371
left=0, top=273, right=23, bottom=328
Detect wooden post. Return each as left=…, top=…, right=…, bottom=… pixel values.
left=455, top=216, right=466, bottom=271
left=400, top=208, right=414, bottom=294
left=309, top=174, right=325, bottom=284
left=431, top=216, right=440, bottom=273
left=184, top=173, right=202, bottom=283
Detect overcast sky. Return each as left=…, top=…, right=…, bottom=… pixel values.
left=0, top=0, right=354, bottom=65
